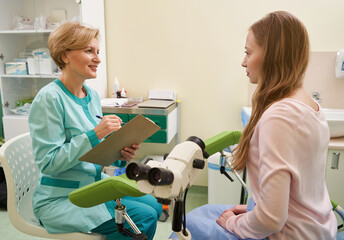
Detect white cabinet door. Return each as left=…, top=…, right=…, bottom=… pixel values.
left=326, top=149, right=344, bottom=224
left=326, top=149, right=344, bottom=204
left=208, top=152, right=248, bottom=205
left=3, top=116, right=29, bottom=140
left=81, top=0, right=107, bottom=99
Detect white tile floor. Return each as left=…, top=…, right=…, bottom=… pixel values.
left=0, top=186, right=207, bottom=240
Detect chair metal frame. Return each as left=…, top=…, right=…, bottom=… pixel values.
left=0, top=132, right=104, bottom=240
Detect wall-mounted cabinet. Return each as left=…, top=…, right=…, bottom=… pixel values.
left=0, top=0, right=107, bottom=140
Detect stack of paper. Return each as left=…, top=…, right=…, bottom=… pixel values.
left=137, top=100, right=174, bottom=109
left=101, top=98, right=128, bottom=107
left=148, top=90, right=176, bottom=101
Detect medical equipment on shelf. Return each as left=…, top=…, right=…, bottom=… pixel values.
left=126, top=131, right=243, bottom=240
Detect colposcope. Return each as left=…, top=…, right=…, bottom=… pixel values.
left=126, top=130, right=242, bottom=240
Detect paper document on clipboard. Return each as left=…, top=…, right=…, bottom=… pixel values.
left=79, top=114, right=160, bottom=166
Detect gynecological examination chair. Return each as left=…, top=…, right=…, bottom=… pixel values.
left=69, top=130, right=344, bottom=240
left=70, top=131, right=243, bottom=240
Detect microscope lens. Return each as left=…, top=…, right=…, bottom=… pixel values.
left=131, top=165, right=139, bottom=177
left=126, top=162, right=150, bottom=180
left=148, top=168, right=174, bottom=186
left=152, top=170, right=162, bottom=182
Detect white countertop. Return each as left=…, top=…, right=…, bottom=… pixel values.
left=241, top=107, right=344, bottom=150
left=329, top=137, right=344, bottom=150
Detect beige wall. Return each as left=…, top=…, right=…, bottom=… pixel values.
left=104, top=0, right=344, bottom=186
left=249, top=52, right=344, bottom=108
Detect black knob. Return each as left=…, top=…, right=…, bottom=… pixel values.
left=193, top=158, right=205, bottom=169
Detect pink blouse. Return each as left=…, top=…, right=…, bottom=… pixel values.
left=227, top=98, right=337, bottom=239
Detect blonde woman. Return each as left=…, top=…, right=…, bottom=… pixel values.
left=29, top=22, right=162, bottom=240
left=216, top=11, right=337, bottom=239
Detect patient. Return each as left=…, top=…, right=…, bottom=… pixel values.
left=178, top=11, right=337, bottom=240
left=29, top=22, right=162, bottom=240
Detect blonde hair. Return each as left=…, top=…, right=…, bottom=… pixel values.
left=48, top=22, right=99, bottom=69
left=232, top=11, right=310, bottom=171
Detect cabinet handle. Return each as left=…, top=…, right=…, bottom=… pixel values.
left=0, top=53, right=4, bottom=60
left=331, top=152, right=340, bottom=169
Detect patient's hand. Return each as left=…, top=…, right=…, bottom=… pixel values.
left=120, top=144, right=140, bottom=161
left=229, top=204, right=247, bottom=215
left=216, top=205, right=247, bottom=230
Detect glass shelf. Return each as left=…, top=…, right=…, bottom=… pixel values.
left=3, top=114, right=29, bottom=119
left=1, top=74, right=59, bottom=79
left=0, top=30, right=52, bottom=35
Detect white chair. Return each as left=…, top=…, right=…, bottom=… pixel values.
left=0, top=132, right=104, bottom=240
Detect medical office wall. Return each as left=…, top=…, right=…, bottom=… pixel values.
left=104, top=0, right=344, bottom=186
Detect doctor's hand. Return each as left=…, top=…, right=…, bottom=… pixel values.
left=120, top=144, right=140, bottom=161
left=94, top=115, right=123, bottom=139
left=216, top=205, right=247, bottom=230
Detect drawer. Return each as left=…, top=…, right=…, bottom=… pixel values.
left=146, top=130, right=168, bottom=143
left=103, top=113, right=129, bottom=123
left=129, top=114, right=167, bottom=129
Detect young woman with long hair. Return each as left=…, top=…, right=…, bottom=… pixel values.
left=216, top=11, right=337, bottom=239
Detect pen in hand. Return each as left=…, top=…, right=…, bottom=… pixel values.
left=96, top=115, right=126, bottom=125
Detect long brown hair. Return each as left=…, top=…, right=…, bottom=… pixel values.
left=232, top=11, right=310, bottom=171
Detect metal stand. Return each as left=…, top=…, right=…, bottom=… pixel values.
left=220, top=151, right=248, bottom=192
left=115, top=199, right=148, bottom=240
left=175, top=228, right=191, bottom=240
left=220, top=151, right=234, bottom=182
left=169, top=189, right=198, bottom=240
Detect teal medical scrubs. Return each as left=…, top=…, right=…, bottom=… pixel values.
left=29, top=79, right=162, bottom=240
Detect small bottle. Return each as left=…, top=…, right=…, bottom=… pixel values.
left=121, top=88, right=127, bottom=98
left=113, top=77, right=120, bottom=98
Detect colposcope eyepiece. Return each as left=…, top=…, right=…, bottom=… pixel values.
left=186, top=136, right=205, bottom=150
left=186, top=136, right=209, bottom=158
left=126, top=162, right=151, bottom=181
left=148, top=168, right=174, bottom=186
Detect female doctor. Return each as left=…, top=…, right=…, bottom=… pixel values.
left=28, top=22, right=162, bottom=240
